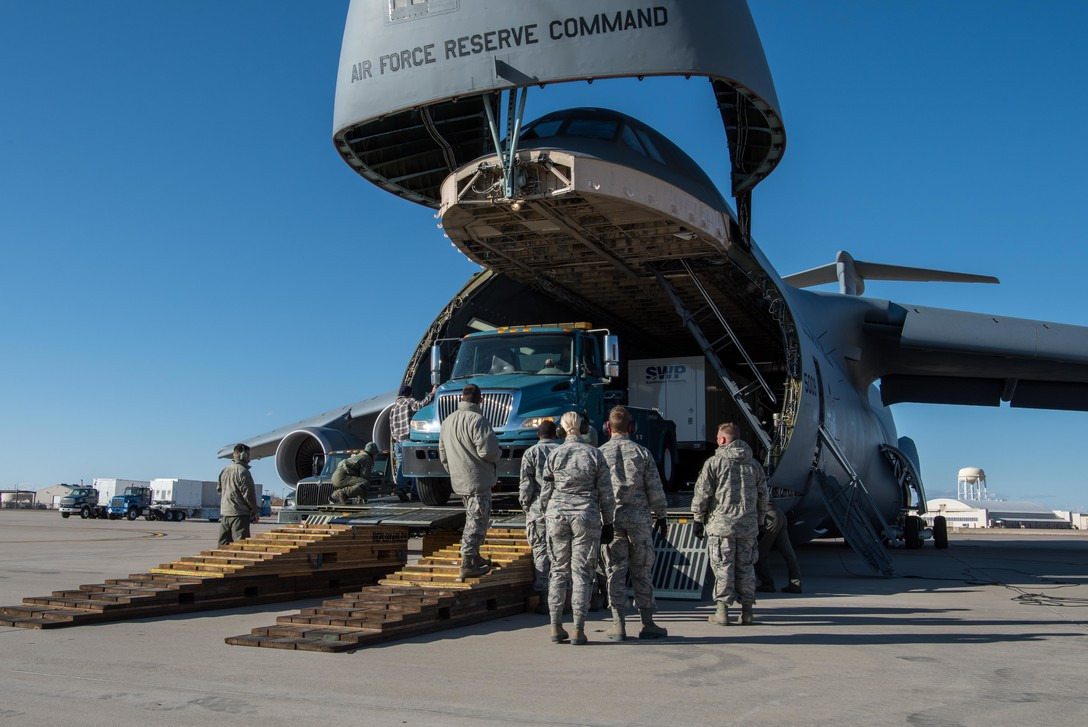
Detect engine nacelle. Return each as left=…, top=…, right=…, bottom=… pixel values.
left=274, top=427, right=362, bottom=489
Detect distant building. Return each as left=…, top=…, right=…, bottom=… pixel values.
left=0, top=490, right=36, bottom=508
left=925, top=497, right=1072, bottom=530
left=1053, top=510, right=1088, bottom=530
left=36, top=484, right=77, bottom=509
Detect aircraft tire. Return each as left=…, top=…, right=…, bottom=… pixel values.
left=932, top=515, right=949, bottom=549
left=904, top=515, right=922, bottom=549
left=417, top=477, right=452, bottom=506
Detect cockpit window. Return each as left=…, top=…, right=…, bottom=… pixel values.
left=634, top=128, right=666, bottom=164
left=522, top=118, right=563, bottom=140
left=565, top=118, right=618, bottom=141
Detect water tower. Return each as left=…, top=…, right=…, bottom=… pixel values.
left=957, top=467, right=988, bottom=501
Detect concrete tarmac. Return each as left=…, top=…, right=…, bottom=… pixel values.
left=1, top=509, right=1085, bottom=726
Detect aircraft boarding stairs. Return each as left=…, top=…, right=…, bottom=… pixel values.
left=0, top=524, right=406, bottom=629
left=225, top=528, right=535, bottom=652
left=812, top=428, right=930, bottom=577
left=654, top=260, right=774, bottom=453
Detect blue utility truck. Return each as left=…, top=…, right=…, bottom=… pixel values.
left=106, top=486, right=152, bottom=521
left=401, top=322, right=677, bottom=506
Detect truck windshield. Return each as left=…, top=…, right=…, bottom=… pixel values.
left=451, top=334, right=574, bottom=378
left=70, top=488, right=95, bottom=497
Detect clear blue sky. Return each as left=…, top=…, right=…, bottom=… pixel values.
left=2, top=2, right=1085, bottom=509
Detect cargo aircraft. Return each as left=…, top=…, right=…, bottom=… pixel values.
left=222, top=0, right=1088, bottom=573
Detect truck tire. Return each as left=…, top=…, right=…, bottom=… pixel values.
left=417, top=478, right=452, bottom=506
left=126, top=508, right=139, bottom=521
left=658, top=437, right=678, bottom=491
left=109, top=512, right=120, bottom=520
left=932, top=515, right=949, bottom=549
left=904, top=515, right=922, bottom=549
left=80, top=506, right=91, bottom=519
left=62, top=512, right=71, bottom=518
left=178, top=511, right=187, bottom=521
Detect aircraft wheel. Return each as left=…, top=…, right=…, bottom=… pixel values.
left=416, top=477, right=452, bottom=506
left=62, top=512, right=71, bottom=518
left=932, top=515, right=949, bottom=549
left=904, top=515, right=922, bottom=549
left=126, top=508, right=139, bottom=521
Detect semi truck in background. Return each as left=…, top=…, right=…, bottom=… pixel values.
left=58, top=478, right=151, bottom=519
left=400, top=322, right=678, bottom=506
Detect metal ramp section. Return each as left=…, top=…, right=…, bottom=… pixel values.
left=654, top=262, right=773, bottom=453
left=651, top=522, right=710, bottom=600
left=225, top=528, right=534, bottom=652
left=814, top=426, right=895, bottom=577
left=0, top=525, right=406, bottom=629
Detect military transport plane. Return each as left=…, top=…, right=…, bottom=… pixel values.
left=222, top=0, right=1088, bottom=573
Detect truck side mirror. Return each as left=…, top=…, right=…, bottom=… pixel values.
left=430, top=345, right=442, bottom=386
left=603, top=335, right=620, bottom=378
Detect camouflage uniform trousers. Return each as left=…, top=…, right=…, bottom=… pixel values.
left=603, top=520, right=657, bottom=610
left=707, top=534, right=759, bottom=605
left=460, top=492, right=493, bottom=563
left=545, top=513, right=602, bottom=618
left=524, top=517, right=550, bottom=593
left=330, top=476, right=367, bottom=503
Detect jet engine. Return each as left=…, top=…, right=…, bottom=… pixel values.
left=274, top=427, right=362, bottom=488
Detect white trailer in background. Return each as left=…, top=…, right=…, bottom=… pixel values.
left=92, top=478, right=151, bottom=503
left=147, top=478, right=224, bottom=522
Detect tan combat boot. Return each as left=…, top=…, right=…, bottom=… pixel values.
left=549, top=611, right=568, bottom=643
left=570, top=615, right=588, bottom=645
left=459, top=555, right=490, bottom=581
left=638, top=608, right=668, bottom=639
left=740, top=602, right=754, bottom=625
left=607, top=608, right=626, bottom=641
left=707, top=601, right=730, bottom=626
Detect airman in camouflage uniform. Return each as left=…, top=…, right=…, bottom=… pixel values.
left=541, top=411, right=615, bottom=645
left=599, top=406, right=669, bottom=641
left=439, top=384, right=500, bottom=580
left=692, top=422, right=770, bottom=626
left=519, top=420, right=560, bottom=613
left=329, top=442, right=378, bottom=504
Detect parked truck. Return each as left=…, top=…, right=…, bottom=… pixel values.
left=58, top=486, right=108, bottom=519
left=145, top=478, right=227, bottom=522
left=106, top=486, right=152, bottom=520
left=401, top=322, right=677, bottom=506
left=293, top=449, right=392, bottom=508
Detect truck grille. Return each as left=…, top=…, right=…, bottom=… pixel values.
left=437, top=392, right=513, bottom=429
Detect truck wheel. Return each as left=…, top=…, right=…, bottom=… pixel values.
left=126, top=508, right=139, bottom=521
left=62, top=512, right=71, bottom=518
left=80, top=506, right=91, bottom=519
left=109, top=512, right=119, bottom=520
left=904, top=515, right=922, bottom=549
left=932, top=515, right=949, bottom=549
left=658, top=439, right=678, bottom=491
left=417, top=478, right=452, bottom=506
left=177, top=511, right=186, bottom=521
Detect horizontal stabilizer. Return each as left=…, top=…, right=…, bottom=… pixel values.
left=784, top=250, right=998, bottom=295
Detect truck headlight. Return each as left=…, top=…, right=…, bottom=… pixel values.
left=521, top=416, right=555, bottom=429
left=410, top=419, right=440, bottom=433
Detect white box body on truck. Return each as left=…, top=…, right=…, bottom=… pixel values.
left=93, top=478, right=151, bottom=503
left=628, top=356, right=728, bottom=452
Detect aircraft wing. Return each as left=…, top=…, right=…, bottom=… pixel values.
left=864, top=302, right=1088, bottom=410
left=217, top=390, right=396, bottom=461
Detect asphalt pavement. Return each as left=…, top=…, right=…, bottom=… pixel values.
left=0, top=509, right=1085, bottom=726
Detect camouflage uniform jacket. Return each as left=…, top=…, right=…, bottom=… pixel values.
left=691, top=440, right=769, bottom=539
left=519, top=438, right=559, bottom=522
left=438, top=401, right=499, bottom=496
left=332, top=452, right=373, bottom=488
left=541, top=437, right=616, bottom=524
left=599, top=433, right=668, bottom=526
left=218, top=460, right=258, bottom=517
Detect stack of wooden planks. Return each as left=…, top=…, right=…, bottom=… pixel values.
left=225, top=528, right=534, bottom=652
left=0, top=524, right=407, bottom=629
